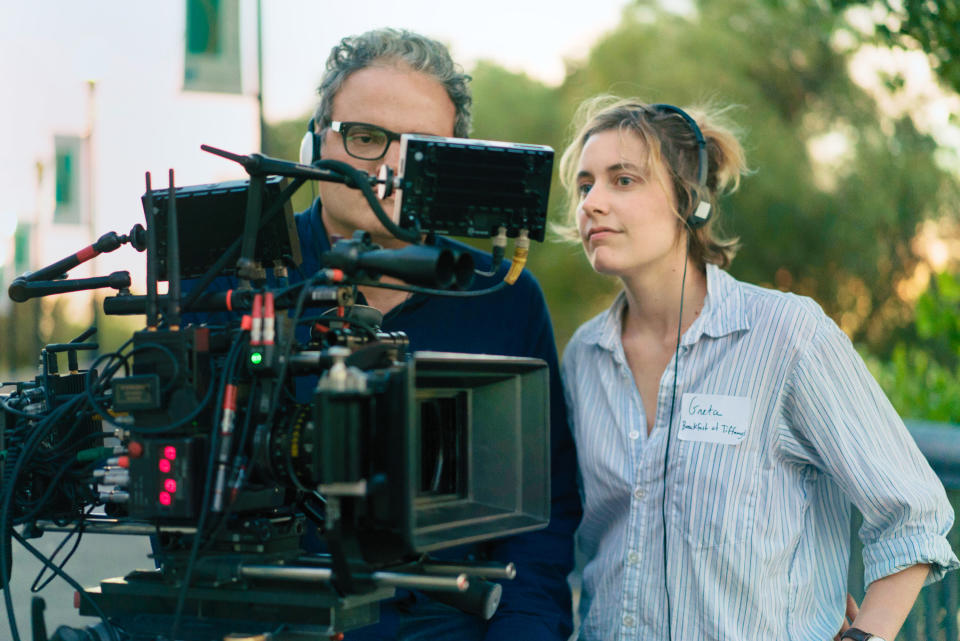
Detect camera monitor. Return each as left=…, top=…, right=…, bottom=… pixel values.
left=395, top=135, right=553, bottom=242
left=141, top=175, right=302, bottom=280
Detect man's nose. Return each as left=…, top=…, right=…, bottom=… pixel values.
left=383, top=139, right=402, bottom=171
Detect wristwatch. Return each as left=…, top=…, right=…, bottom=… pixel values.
left=841, top=628, right=887, bottom=641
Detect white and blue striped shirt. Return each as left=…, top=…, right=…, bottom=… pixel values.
left=562, top=264, right=959, bottom=641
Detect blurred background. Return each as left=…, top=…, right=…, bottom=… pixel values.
left=2, top=0, right=959, bottom=637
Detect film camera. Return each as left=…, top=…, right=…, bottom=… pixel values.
left=1, top=135, right=555, bottom=641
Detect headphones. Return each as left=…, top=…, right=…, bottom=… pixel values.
left=299, top=117, right=322, bottom=166
left=652, top=103, right=712, bottom=229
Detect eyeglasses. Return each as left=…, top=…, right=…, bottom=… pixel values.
left=331, top=121, right=403, bottom=161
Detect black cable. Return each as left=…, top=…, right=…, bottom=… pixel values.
left=29, top=508, right=89, bottom=592
left=181, top=177, right=307, bottom=313
left=263, top=272, right=320, bottom=435
left=12, top=528, right=119, bottom=641
left=201, top=375, right=258, bottom=547
left=1, top=394, right=85, bottom=641
left=473, top=246, right=506, bottom=278
left=352, top=277, right=508, bottom=298
left=124, top=372, right=217, bottom=435
left=312, top=158, right=421, bottom=245
left=14, top=455, right=85, bottom=525
left=661, top=246, right=690, bottom=641
left=168, top=334, right=243, bottom=641
left=0, top=395, right=41, bottom=420
left=127, top=342, right=182, bottom=394
left=82, top=346, right=218, bottom=435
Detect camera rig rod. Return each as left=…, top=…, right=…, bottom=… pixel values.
left=420, top=560, right=516, bottom=581
left=239, top=564, right=470, bottom=593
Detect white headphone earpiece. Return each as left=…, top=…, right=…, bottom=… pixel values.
left=299, top=129, right=315, bottom=165
left=299, top=117, right=320, bottom=165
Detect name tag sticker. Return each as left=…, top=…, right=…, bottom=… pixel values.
left=677, top=393, right=752, bottom=445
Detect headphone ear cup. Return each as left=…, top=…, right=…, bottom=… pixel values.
left=688, top=199, right=712, bottom=229
left=299, top=130, right=317, bottom=165
left=300, top=118, right=321, bottom=165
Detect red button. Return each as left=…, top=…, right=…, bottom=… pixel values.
left=163, top=446, right=177, bottom=460
left=158, top=458, right=171, bottom=473
left=159, top=491, right=172, bottom=506
left=164, top=478, right=177, bottom=493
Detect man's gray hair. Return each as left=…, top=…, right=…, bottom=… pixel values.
left=313, top=28, right=472, bottom=138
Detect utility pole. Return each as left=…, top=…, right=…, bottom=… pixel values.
left=85, top=80, right=99, bottom=340
left=257, top=0, right=266, bottom=153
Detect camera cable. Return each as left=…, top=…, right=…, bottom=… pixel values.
left=169, top=332, right=245, bottom=641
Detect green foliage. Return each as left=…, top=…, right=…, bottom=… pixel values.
left=915, top=271, right=960, bottom=358
left=866, top=271, right=960, bottom=422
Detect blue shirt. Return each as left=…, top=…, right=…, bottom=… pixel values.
left=190, top=199, right=582, bottom=640
left=562, top=264, right=958, bottom=641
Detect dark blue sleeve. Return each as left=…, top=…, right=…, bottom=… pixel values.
left=482, top=271, right=582, bottom=641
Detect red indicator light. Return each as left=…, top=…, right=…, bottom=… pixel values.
left=163, top=446, right=177, bottom=460
left=164, top=478, right=177, bottom=493
left=158, top=458, right=172, bottom=473
left=158, top=491, right=172, bottom=506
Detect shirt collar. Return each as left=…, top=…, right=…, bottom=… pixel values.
left=584, top=263, right=751, bottom=352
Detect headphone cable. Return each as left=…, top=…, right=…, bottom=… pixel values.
left=661, top=242, right=690, bottom=641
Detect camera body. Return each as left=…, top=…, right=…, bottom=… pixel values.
left=2, top=136, right=556, bottom=640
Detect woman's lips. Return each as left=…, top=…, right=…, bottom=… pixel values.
left=587, top=227, right=618, bottom=242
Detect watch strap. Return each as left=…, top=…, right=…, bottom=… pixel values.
left=841, top=628, right=885, bottom=641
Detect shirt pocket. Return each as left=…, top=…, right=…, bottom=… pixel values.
left=672, top=441, right=761, bottom=548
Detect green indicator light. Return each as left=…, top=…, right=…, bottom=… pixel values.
left=250, top=352, right=263, bottom=365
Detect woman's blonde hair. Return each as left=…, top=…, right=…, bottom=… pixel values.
left=557, top=95, right=748, bottom=269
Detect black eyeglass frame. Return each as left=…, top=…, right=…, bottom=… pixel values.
left=330, top=120, right=404, bottom=161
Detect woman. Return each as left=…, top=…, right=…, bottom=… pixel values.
left=559, top=96, right=958, bottom=641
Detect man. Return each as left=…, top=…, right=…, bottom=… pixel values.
left=294, top=28, right=581, bottom=640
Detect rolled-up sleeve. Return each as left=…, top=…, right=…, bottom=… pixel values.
left=783, top=311, right=959, bottom=587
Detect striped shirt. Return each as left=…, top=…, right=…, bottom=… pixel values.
left=562, top=263, right=959, bottom=641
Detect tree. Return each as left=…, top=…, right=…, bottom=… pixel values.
left=828, top=0, right=960, bottom=95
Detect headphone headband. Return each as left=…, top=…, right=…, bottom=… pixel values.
left=651, top=103, right=711, bottom=228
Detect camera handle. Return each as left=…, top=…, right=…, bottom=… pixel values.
left=7, top=227, right=145, bottom=303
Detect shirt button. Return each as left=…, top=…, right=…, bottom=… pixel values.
left=628, top=430, right=640, bottom=440
left=627, top=551, right=640, bottom=564
left=623, top=615, right=636, bottom=627
left=633, top=488, right=645, bottom=500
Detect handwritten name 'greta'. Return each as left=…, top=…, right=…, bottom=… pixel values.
left=688, top=401, right=723, bottom=417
